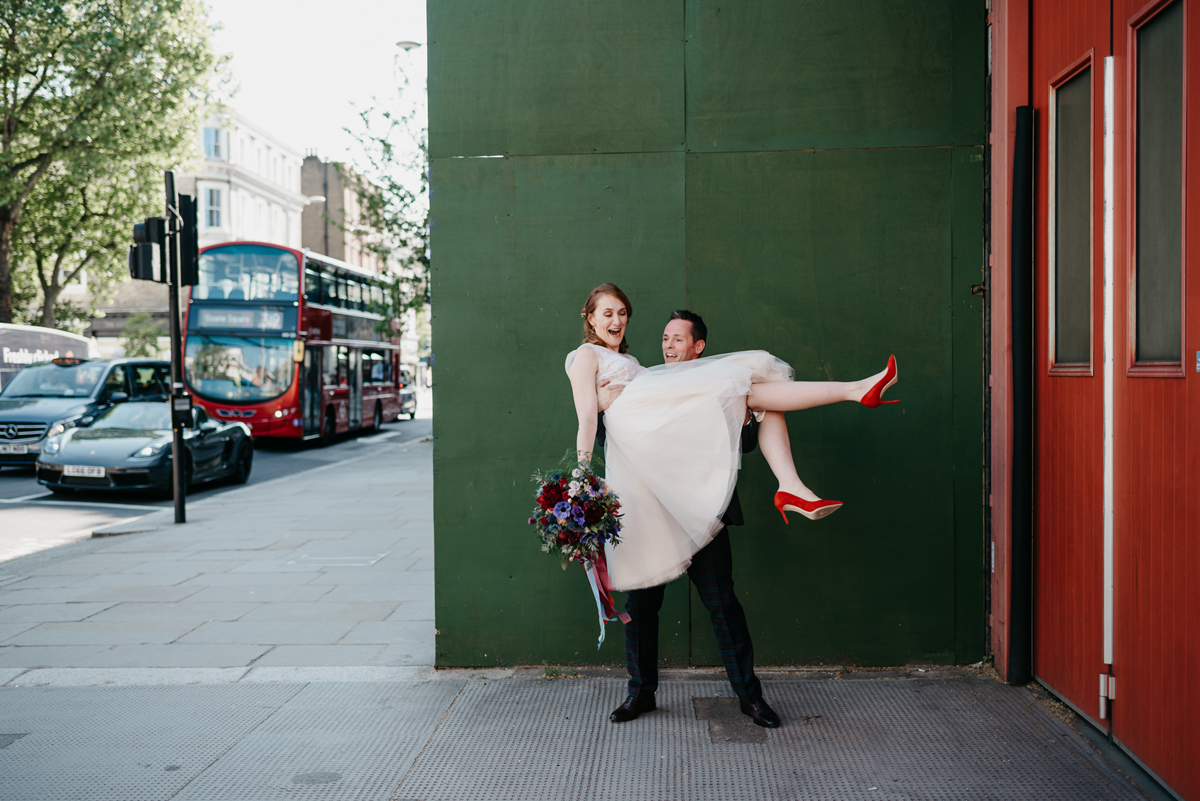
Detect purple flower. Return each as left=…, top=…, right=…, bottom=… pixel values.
left=553, top=501, right=572, bottom=520
left=571, top=505, right=586, bottom=525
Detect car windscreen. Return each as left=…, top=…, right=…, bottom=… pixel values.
left=0, top=362, right=105, bottom=398
left=193, top=244, right=299, bottom=301
left=185, top=335, right=295, bottom=402
left=90, top=402, right=171, bottom=431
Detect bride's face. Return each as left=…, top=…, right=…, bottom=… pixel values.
left=588, top=295, right=628, bottom=350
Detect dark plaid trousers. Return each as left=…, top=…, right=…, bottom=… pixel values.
left=624, top=528, right=762, bottom=703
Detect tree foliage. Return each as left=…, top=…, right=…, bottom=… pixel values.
left=0, top=0, right=219, bottom=324
left=120, top=308, right=161, bottom=358
left=14, top=155, right=173, bottom=328
left=339, top=67, right=429, bottom=329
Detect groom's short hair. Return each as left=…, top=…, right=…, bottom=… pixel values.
left=669, top=309, right=707, bottom=344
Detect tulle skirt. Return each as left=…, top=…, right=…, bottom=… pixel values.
left=602, top=350, right=793, bottom=590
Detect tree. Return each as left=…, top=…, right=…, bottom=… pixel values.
left=14, top=156, right=168, bottom=328
left=0, top=0, right=217, bottom=323
left=339, top=67, right=430, bottom=329
left=120, top=308, right=161, bottom=358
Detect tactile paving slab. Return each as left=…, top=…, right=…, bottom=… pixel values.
left=393, top=678, right=1146, bottom=801
left=172, top=680, right=463, bottom=801
left=0, top=683, right=304, bottom=801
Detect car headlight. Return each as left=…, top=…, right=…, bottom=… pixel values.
left=46, top=417, right=80, bottom=438
left=134, top=440, right=171, bottom=458
left=42, top=435, right=63, bottom=456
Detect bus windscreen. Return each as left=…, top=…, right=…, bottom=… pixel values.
left=194, top=244, right=299, bottom=302
left=184, top=335, right=295, bottom=403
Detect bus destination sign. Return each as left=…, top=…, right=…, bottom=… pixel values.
left=191, top=305, right=294, bottom=333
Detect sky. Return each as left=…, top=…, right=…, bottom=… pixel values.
left=204, top=0, right=428, bottom=161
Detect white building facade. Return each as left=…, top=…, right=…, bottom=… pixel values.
left=184, top=112, right=309, bottom=250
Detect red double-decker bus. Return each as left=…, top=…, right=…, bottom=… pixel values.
left=183, top=241, right=406, bottom=442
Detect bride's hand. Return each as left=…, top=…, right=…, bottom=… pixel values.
left=597, top=380, right=624, bottom=412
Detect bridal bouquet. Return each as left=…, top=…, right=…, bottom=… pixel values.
left=528, top=453, right=623, bottom=569
left=529, top=452, right=630, bottom=647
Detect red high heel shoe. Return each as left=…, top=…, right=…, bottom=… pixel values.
left=859, top=354, right=899, bottom=407
left=774, top=491, right=843, bottom=522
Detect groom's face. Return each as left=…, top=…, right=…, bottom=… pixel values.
left=662, top=319, right=706, bottom=363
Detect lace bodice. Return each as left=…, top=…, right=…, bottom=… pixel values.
left=566, top=343, right=646, bottom=387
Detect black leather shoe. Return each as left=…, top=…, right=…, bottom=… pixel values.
left=610, top=694, right=657, bottom=723
left=740, top=698, right=782, bottom=728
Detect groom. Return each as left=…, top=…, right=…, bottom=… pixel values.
left=596, top=309, right=782, bottom=729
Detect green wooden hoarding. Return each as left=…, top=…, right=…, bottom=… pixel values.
left=430, top=0, right=985, bottom=667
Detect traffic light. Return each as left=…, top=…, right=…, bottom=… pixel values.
left=128, top=217, right=167, bottom=282
left=177, top=194, right=199, bottom=286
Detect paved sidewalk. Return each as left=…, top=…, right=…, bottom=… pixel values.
left=0, top=434, right=434, bottom=677
left=0, top=671, right=1163, bottom=801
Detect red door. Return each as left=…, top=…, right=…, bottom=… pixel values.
left=1031, top=0, right=1109, bottom=724
left=1111, top=0, right=1199, bottom=795
left=1030, top=0, right=1200, bottom=795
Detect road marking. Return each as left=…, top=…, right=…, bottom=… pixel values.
left=0, top=496, right=162, bottom=511
left=0, top=492, right=53, bottom=503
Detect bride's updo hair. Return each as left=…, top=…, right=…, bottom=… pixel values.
left=581, top=283, right=633, bottom=354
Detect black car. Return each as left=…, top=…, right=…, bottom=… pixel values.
left=36, top=401, right=253, bottom=496
left=0, top=358, right=171, bottom=469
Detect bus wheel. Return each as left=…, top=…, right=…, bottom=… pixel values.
left=373, top=402, right=383, bottom=431
left=321, top=409, right=337, bottom=447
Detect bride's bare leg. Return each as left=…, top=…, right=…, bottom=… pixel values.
left=757, top=412, right=823, bottom=502
left=747, top=364, right=889, bottom=412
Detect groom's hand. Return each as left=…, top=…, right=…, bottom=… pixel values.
left=597, top=380, right=624, bottom=412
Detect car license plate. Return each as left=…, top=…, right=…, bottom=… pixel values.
left=0, top=444, right=28, bottom=455
left=63, top=465, right=105, bottom=478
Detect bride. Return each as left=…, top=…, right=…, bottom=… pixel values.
left=566, top=283, right=897, bottom=591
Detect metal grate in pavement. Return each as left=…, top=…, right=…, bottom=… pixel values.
left=393, top=678, right=1146, bottom=801
left=0, top=683, right=303, bottom=801
left=172, top=680, right=463, bottom=801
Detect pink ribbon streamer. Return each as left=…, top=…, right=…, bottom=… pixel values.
left=584, top=551, right=631, bottom=649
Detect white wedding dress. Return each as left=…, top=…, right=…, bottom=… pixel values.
left=564, top=343, right=793, bottom=591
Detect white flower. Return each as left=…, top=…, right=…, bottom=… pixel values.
left=568, top=480, right=582, bottom=497
left=572, top=468, right=583, bottom=478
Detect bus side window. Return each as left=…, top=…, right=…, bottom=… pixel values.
left=323, top=346, right=338, bottom=388
left=336, top=346, right=349, bottom=386
left=305, top=269, right=321, bottom=305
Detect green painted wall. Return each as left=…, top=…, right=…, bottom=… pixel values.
left=429, top=0, right=986, bottom=668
